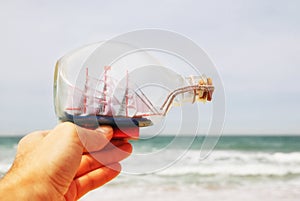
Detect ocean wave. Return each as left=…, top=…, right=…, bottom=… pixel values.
left=156, top=150, right=300, bottom=177
left=204, top=151, right=300, bottom=164
left=158, top=164, right=300, bottom=177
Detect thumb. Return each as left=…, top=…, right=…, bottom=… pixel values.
left=76, top=125, right=113, bottom=152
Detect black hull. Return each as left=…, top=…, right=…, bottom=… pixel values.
left=61, top=113, right=152, bottom=129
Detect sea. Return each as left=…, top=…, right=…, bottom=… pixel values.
left=1, top=135, right=300, bottom=201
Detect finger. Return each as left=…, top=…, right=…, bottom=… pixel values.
left=76, top=143, right=132, bottom=178
left=75, top=163, right=121, bottom=199
left=102, top=139, right=129, bottom=151
left=50, top=122, right=113, bottom=153
left=83, top=139, right=128, bottom=154
left=76, top=125, right=113, bottom=152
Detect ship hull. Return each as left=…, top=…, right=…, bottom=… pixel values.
left=61, top=112, right=152, bottom=129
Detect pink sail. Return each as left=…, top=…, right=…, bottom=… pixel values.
left=66, top=66, right=158, bottom=118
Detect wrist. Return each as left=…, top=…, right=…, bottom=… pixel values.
left=0, top=170, right=55, bottom=201
left=0, top=172, right=30, bottom=201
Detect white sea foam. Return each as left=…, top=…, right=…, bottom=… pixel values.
left=156, top=150, right=300, bottom=177
left=1, top=136, right=300, bottom=201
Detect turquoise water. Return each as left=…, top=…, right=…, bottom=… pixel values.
left=131, top=135, right=300, bottom=152
left=1, top=135, right=300, bottom=175
left=0, top=136, right=22, bottom=148
left=1, top=135, right=300, bottom=201
left=1, top=135, right=300, bottom=152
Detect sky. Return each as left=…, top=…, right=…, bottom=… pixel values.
left=0, top=0, right=299, bottom=135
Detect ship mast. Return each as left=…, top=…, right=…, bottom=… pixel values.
left=83, top=67, right=88, bottom=114
left=117, top=70, right=130, bottom=117
left=102, top=66, right=111, bottom=113
left=125, top=70, right=129, bottom=117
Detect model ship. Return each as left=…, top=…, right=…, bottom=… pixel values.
left=60, top=66, right=214, bottom=138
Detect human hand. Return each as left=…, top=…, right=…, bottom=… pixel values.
left=0, top=122, right=132, bottom=201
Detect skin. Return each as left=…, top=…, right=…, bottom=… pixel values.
left=0, top=122, right=132, bottom=201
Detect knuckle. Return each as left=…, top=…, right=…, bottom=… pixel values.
left=18, top=132, right=36, bottom=146
left=18, top=135, right=28, bottom=147
left=53, top=122, right=81, bottom=145
left=55, top=122, right=77, bottom=135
